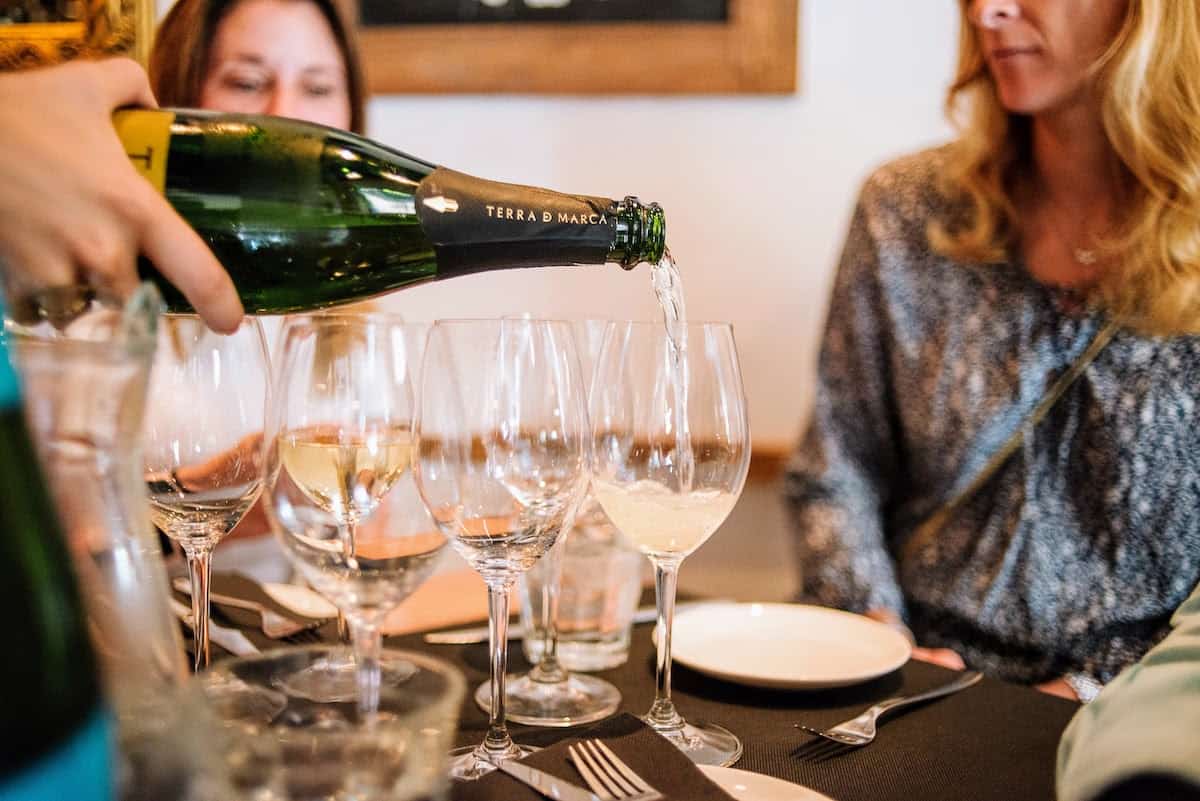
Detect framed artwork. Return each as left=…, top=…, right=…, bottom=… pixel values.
left=0, top=0, right=154, bottom=71
left=352, top=0, right=799, bottom=95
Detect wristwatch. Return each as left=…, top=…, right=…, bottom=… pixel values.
left=1064, top=672, right=1104, bottom=704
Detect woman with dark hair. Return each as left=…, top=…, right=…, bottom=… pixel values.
left=149, top=0, right=366, bottom=133
left=148, top=0, right=371, bottom=552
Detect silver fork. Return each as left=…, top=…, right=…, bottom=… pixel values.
left=794, top=670, right=983, bottom=758
left=173, top=577, right=317, bottom=639
left=568, top=740, right=664, bottom=801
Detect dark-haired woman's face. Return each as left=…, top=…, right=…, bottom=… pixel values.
left=200, top=0, right=351, bottom=129
left=967, top=0, right=1127, bottom=116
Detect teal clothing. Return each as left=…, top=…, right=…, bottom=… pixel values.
left=1057, top=582, right=1200, bottom=801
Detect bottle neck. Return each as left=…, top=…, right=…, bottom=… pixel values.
left=609, top=197, right=666, bottom=269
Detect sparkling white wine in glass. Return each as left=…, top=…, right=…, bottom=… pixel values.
left=278, top=426, right=412, bottom=524
left=265, top=315, right=435, bottom=715
left=590, top=320, right=749, bottom=767
left=591, top=479, right=736, bottom=560
left=143, top=316, right=269, bottom=671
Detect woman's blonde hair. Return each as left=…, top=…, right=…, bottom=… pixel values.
left=932, top=0, right=1200, bottom=334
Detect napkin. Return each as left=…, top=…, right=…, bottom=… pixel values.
left=451, top=713, right=737, bottom=801
left=381, top=569, right=511, bottom=636
left=207, top=569, right=514, bottom=636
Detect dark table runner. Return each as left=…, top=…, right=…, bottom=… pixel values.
left=195, top=576, right=1081, bottom=801
left=453, top=713, right=739, bottom=801
left=384, top=622, right=1080, bottom=801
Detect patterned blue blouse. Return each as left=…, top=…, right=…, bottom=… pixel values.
left=784, top=146, right=1200, bottom=693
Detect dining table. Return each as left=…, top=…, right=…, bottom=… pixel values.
left=192, top=562, right=1081, bottom=801
left=192, top=571, right=1079, bottom=801
left=192, top=473, right=1083, bottom=801
left=381, top=609, right=1081, bottom=801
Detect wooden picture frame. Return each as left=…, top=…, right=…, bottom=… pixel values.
left=354, top=0, right=799, bottom=95
left=0, top=0, right=154, bottom=71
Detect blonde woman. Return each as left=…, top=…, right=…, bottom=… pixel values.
left=786, top=0, right=1200, bottom=703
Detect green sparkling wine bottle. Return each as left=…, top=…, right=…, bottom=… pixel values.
left=0, top=304, right=114, bottom=800
left=114, top=109, right=666, bottom=314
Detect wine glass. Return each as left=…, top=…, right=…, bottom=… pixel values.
left=415, top=318, right=589, bottom=779
left=480, top=318, right=624, bottom=726
left=143, top=315, right=269, bottom=671
left=263, top=314, right=441, bottom=717
left=590, top=320, right=750, bottom=766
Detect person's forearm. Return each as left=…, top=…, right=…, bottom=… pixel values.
left=1057, top=582, right=1200, bottom=801
left=0, top=60, right=241, bottom=331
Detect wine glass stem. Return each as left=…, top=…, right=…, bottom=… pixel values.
left=182, top=544, right=214, bottom=672
left=336, top=522, right=357, bottom=643
left=349, top=615, right=383, bottom=722
left=484, top=582, right=516, bottom=756
left=530, top=538, right=566, bottom=683
left=647, top=559, right=684, bottom=731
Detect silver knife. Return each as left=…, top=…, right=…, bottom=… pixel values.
left=169, top=598, right=261, bottom=657
left=423, top=600, right=720, bottom=645
left=491, top=759, right=601, bottom=801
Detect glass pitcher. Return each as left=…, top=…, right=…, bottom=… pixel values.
left=6, top=286, right=215, bottom=799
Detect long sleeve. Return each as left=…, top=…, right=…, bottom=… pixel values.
left=784, top=191, right=906, bottom=615
left=1056, top=581, right=1200, bottom=801
left=780, top=146, right=1200, bottom=686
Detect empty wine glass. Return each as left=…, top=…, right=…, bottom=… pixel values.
left=590, top=321, right=750, bottom=766
left=143, top=315, right=269, bottom=671
left=480, top=318, right=624, bottom=727
left=415, top=318, right=589, bottom=779
left=263, top=314, right=441, bottom=717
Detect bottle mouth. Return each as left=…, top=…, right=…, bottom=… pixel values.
left=614, top=196, right=665, bottom=268
left=643, top=201, right=666, bottom=265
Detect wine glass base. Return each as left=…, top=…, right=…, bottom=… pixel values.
left=201, top=670, right=289, bottom=724
left=474, top=673, right=622, bottom=727
left=198, top=646, right=468, bottom=800
left=447, top=742, right=538, bottom=781
left=648, top=718, right=742, bottom=767
left=274, top=647, right=418, bottom=703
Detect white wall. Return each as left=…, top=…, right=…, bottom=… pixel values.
left=366, top=1, right=959, bottom=448
left=154, top=0, right=959, bottom=447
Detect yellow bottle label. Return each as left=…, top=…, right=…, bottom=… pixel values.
left=112, top=109, right=176, bottom=194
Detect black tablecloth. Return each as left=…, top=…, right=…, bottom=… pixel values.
left=194, top=574, right=1081, bottom=801
left=452, top=713, right=739, bottom=801
left=384, top=621, right=1080, bottom=801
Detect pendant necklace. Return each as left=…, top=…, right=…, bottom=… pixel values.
left=1040, top=205, right=1103, bottom=315
left=1046, top=203, right=1101, bottom=267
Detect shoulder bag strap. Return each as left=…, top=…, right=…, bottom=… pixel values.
left=903, top=317, right=1120, bottom=559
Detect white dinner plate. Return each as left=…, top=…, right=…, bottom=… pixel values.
left=698, top=766, right=836, bottom=801
left=669, top=602, right=911, bottom=690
